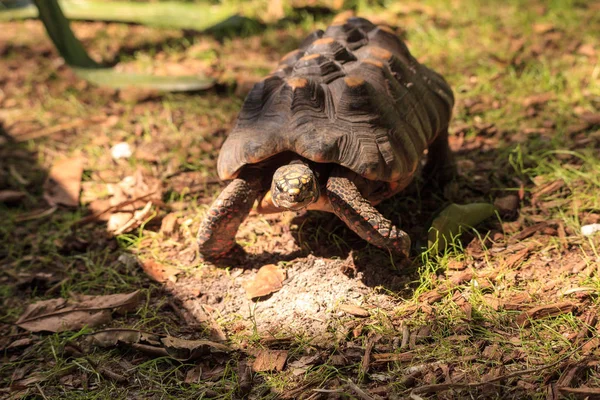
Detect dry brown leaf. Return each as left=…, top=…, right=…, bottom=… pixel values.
left=577, top=43, right=596, bottom=57
left=516, top=301, right=576, bottom=327
left=43, top=157, right=84, bottom=207
left=16, top=291, right=144, bottom=332
left=447, top=260, right=466, bottom=270
left=252, top=349, right=288, bottom=372
left=494, top=194, right=519, bottom=215
left=160, top=213, right=180, bottom=235
left=581, top=112, right=600, bottom=125
left=243, top=264, right=286, bottom=299
left=521, top=92, right=555, bottom=107
left=0, top=190, right=26, bottom=204
left=482, top=344, right=502, bottom=361
left=140, top=259, right=180, bottom=283
left=532, top=22, right=556, bottom=34
left=449, top=271, right=473, bottom=286
left=339, top=304, right=370, bottom=317
left=4, top=338, right=34, bottom=351
left=89, top=328, right=157, bottom=347
left=161, top=336, right=230, bottom=361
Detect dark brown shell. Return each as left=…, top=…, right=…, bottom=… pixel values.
left=218, top=17, right=454, bottom=182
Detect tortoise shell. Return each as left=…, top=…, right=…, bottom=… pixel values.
left=217, top=17, right=454, bottom=183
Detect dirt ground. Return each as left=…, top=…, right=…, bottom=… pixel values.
left=1, top=1, right=600, bottom=399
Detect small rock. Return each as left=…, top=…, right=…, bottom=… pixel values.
left=111, top=142, right=133, bottom=160
left=581, top=224, right=600, bottom=236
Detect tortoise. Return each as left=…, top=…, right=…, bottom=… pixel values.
left=197, top=16, right=455, bottom=260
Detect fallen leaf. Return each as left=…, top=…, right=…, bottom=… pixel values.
left=243, top=264, right=286, bottom=299
left=428, top=203, right=496, bottom=253
left=252, top=349, right=288, bottom=372
left=160, top=213, right=180, bottom=235
left=494, top=195, right=519, bottom=215
left=161, top=336, right=230, bottom=361
left=107, top=212, right=133, bottom=231
left=577, top=43, right=596, bottom=57
left=449, top=271, right=473, bottom=286
left=482, top=344, right=501, bottom=361
left=339, top=304, right=370, bottom=317
left=532, top=22, right=556, bottom=34
left=185, top=365, right=203, bottom=384
left=4, top=338, right=34, bottom=351
left=16, top=291, right=144, bottom=332
left=88, top=328, right=160, bottom=347
left=43, top=157, right=84, bottom=207
left=521, top=92, right=555, bottom=107
left=0, top=190, right=26, bottom=204
left=140, top=259, right=180, bottom=283
left=516, top=301, right=576, bottom=327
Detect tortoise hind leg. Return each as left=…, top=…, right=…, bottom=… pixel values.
left=326, top=169, right=410, bottom=257
left=423, top=127, right=456, bottom=185
left=197, top=174, right=261, bottom=260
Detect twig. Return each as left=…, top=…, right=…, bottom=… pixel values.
left=113, top=200, right=152, bottom=235
left=14, top=119, right=98, bottom=142
left=408, top=340, right=593, bottom=395
left=35, top=383, right=49, bottom=400
left=346, top=379, right=375, bottom=400
left=360, top=334, right=381, bottom=376
left=15, top=206, right=58, bottom=222
left=558, top=387, right=600, bottom=396
left=71, top=191, right=157, bottom=228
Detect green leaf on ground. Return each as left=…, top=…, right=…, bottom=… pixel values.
left=428, top=203, right=496, bottom=254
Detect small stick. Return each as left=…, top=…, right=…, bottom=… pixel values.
left=346, top=379, right=376, bottom=400
left=15, top=119, right=100, bottom=142
left=71, top=191, right=157, bottom=228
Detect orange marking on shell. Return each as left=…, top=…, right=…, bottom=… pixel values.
left=344, top=76, right=365, bottom=87
left=287, top=77, right=309, bottom=89
left=368, top=47, right=392, bottom=60
left=300, top=53, right=320, bottom=61
left=313, top=37, right=335, bottom=45
left=377, top=25, right=396, bottom=34
left=363, top=58, right=384, bottom=68
left=281, top=49, right=300, bottom=62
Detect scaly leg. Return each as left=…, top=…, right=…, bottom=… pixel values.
left=197, top=174, right=260, bottom=260
left=326, top=170, right=410, bottom=257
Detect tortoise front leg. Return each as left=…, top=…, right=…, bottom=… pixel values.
left=326, top=171, right=410, bottom=257
left=197, top=175, right=260, bottom=260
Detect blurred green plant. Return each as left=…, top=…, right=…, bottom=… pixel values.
left=2, top=0, right=223, bottom=91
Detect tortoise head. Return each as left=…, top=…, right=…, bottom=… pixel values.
left=271, top=164, right=319, bottom=211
